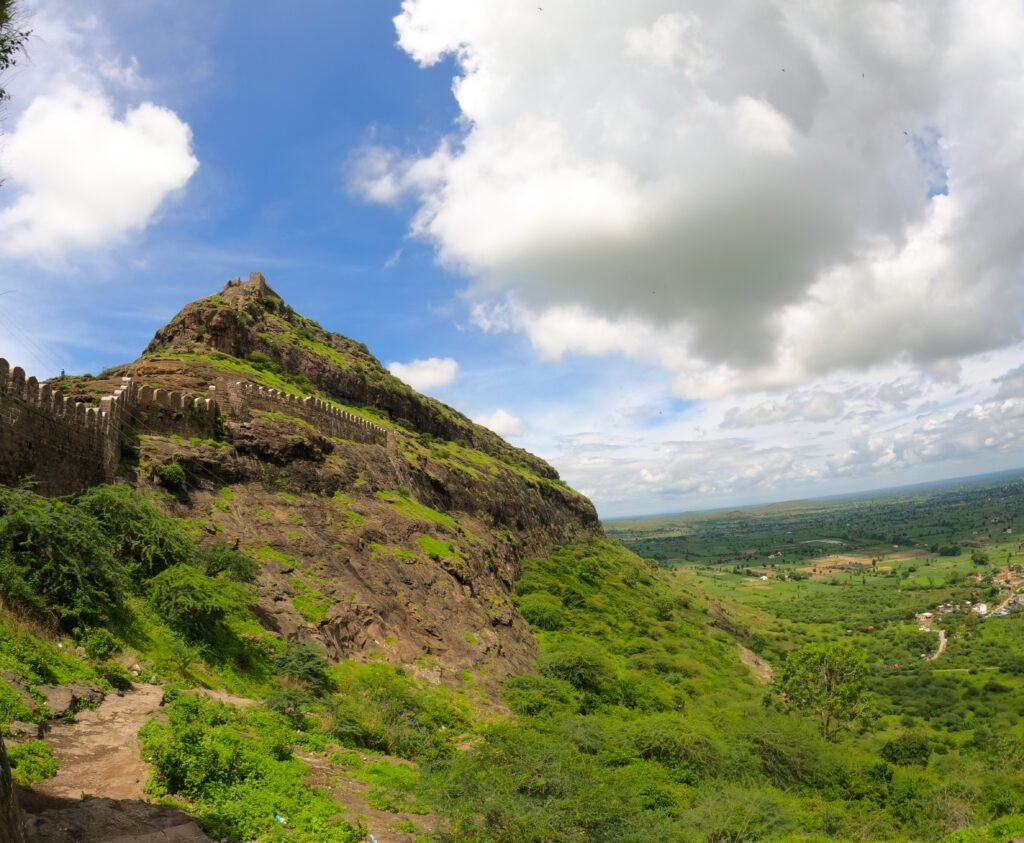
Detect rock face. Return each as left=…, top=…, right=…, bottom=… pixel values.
left=52, top=273, right=602, bottom=689
left=0, top=735, right=26, bottom=843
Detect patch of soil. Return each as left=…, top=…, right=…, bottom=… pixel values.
left=738, top=645, right=774, bottom=682
left=297, top=749, right=442, bottom=843
left=34, top=684, right=165, bottom=802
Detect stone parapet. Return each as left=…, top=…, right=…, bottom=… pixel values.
left=0, top=356, right=392, bottom=495
left=232, top=381, right=390, bottom=447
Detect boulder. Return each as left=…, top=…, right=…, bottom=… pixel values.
left=37, top=684, right=104, bottom=718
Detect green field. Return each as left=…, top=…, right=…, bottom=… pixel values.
left=607, top=471, right=1024, bottom=838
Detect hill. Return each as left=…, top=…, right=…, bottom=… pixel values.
left=2, top=273, right=599, bottom=686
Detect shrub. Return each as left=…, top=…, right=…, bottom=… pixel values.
left=7, top=740, right=57, bottom=786
left=538, top=639, right=617, bottom=698
left=503, top=674, right=579, bottom=717
left=263, top=686, right=313, bottom=730
left=101, top=663, right=134, bottom=692
left=155, top=461, right=187, bottom=490
left=516, top=592, right=566, bottom=630
left=196, top=543, right=259, bottom=583
left=274, top=642, right=332, bottom=695
left=81, top=628, right=119, bottom=661
left=879, top=733, right=932, bottom=767
left=0, top=487, right=125, bottom=627
left=148, top=564, right=250, bottom=641
left=77, top=484, right=193, bottom=581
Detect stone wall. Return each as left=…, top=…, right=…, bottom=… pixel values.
left=224, top=381, right=391, bottom=447
left=0, top=358, right=218, bottom=495
left=0, top=356, right=392, bottom=496
left=0, top=359, right=131, bottom=495
left=132, top=385, right=219, bottom=439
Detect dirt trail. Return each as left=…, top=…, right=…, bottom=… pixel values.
left=35, top=684, right=165, bottom=801
left=297, top=750, right=440, bottom=843
left=738, top=645, right=774, bottom=682
left=929, top=628, right=947, bottom=661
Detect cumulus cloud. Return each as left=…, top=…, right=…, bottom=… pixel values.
left=722, top=391, right=845, bottom=428
left=0, top=86, right=198, bottom=261
left=388, top=356, right=459, bottom=391
left=0, top=3, right=198, bottom=264
left=369, top=0, right=1024, bottom=395
left=994, top=364, right=1024, bottom=399
left=475, top=409, right=526, bottom=437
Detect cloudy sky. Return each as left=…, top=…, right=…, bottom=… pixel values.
left=2, top=0, right=1024, bottom=518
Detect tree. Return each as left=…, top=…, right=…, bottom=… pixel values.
left=770, top=642, right=868, bottom=740
left=0, top=0, right=29, bottom=104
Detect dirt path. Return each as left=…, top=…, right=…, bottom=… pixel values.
left=34, top=684, right=166, bottom=801
left=738, top=645, right=774, bottom=682
left=298, top=750, right=440, bottom=843
left=929, top=628, right=947, bottom=661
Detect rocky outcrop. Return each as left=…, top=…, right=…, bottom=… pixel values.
left=0, top=735, right=26, bottom=843
left=145, top=273, right=561, bottom=480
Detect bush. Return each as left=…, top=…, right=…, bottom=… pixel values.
left=7, top=740, right=57, bottom=786
left=77, top=484, right=193, bottom=581
left=0, top=487, right=125, bottom=627
left=538, top=640, right=617, bottom=697
left=263, top=686, right=313, bottom=730
left=154, top=461, right=187, bottom=490
left=274, top=642, right=332, bottom=695
left=516, top=592, right=566, bottom=630
left=142, top=694, right=361, bottom=842
left=196, top=543, right=259, bottom=583
left=880, top=733, right=932, bottom=766
left=504, top=674, right=579, bottom=717
left=81, top=628, right=119, bottom=661
left=101, top=663, right=134, bottom=691
left=148, top=564, right=250, bottom=642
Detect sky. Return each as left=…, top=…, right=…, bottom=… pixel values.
left=2, top=0, right=1024, bottom=518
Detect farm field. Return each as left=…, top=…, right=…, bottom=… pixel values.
left=609, top=470, right=1024, bottom=824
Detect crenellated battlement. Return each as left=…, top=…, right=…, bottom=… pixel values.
left=233, top=381, right=390, bottom=447
left=0, top=356, right=393, bottom=494
left=0, top=359, right=138, bottom=493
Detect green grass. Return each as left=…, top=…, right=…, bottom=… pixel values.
left=289, top=576, right=333, bottom=624
left=416, top=535, right=461, bottom=562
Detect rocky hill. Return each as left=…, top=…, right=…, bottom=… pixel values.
left=27, top=273, right=601, bottom=685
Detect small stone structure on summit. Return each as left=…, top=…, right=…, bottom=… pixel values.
left=0, top=356, right=391, bottom=495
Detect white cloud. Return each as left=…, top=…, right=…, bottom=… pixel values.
left=0, top=86, right=198, bottom=262
left=375, top=0, right=1024, bottom=395
left=722, top=391, right=845, bottom=428
left=475, top=409, right=526, bottom=437
left=388, top=356, right=459, bottom=391
left=0, top=3, right=198, bottom=265
left=994, top=364, right=1024, bottom=399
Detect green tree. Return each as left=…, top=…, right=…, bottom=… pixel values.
left=771, top=641, right=868, bottom=740
left=0, top=0, right=28, bottom=103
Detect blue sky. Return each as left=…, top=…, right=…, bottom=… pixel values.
left=3, top=0, right=1024, bottom=518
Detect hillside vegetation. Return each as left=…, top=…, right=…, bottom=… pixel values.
left=2, top=277, right=1024, bottom=841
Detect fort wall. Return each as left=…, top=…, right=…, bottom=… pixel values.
left=225, top=381, right=390, bottom=447
left=0, top=357, right=392, bottom=495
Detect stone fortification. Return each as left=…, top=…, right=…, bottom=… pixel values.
left=225, top=381, right=391, bottom=447
left=0, top=356, right=391, bottom=495
left=132, top=384, right=219, bottom=439
left=0, top=359, right=131, bottom=494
